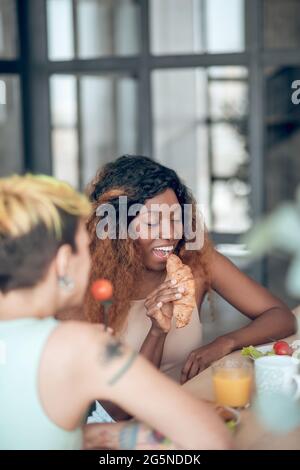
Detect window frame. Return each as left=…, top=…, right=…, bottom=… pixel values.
left=9, top=0, right=300, bottom=284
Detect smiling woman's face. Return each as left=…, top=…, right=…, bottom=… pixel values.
left=134, top=188, right=183, bottom=271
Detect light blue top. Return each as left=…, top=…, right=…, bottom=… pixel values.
left=0, top=316, right=82, bottom=450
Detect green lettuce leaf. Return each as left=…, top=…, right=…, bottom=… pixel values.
left=241, top=345, right=275, bottom=360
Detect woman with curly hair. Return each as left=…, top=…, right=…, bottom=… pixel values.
left=83, top=156, right=296, bottom=423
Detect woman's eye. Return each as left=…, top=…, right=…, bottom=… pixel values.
left=147, top=222, right=159, bottom=227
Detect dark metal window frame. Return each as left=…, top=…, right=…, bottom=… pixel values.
left=0, top=0, right=299, bottom=281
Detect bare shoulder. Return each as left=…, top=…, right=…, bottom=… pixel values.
left=49, top=320, right=99, bottom=344
left=41, top=321, right=107, bottom=371
left=194, top=248, right=224, bottom=303
left=211, top=248, right=233, bottom=267
left=48, top=320, right=116, bottom=356
left=50, top=321, right=134, bottom=374
left=210, top=248, right=242, bottom=279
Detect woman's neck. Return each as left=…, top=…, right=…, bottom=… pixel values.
left=0, top=283, right=57, bottom=321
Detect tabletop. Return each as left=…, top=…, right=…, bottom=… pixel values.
left=182, top=336, right=300, bottom=450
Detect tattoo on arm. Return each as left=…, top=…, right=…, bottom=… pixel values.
left=99, top=337, right=138, bottom=385
left=119, top=422, right=174, bottom=450
left=108, top=351, right=138, bottom=385
left=103, top=338, right=125, bottom=363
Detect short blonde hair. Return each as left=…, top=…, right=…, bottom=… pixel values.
left=0, top=174, right=91, bottom=293
left=0, top=174, right=91, bottom=238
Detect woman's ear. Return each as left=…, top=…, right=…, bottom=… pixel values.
left=55, top=244, right=73, bottom=279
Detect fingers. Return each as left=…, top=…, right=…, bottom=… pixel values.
left=146, top=279, right=184, bottom=301
left=83, top=422, right=124, bottom=450
left=145, top=292, right=181, bottom=320
left=155, top=278, right=178, bottom=292
left=187, top=361, right=201, bottom=381
left=155, top=292, right=183, bottom=305
left=82, top=423, right=109, bottom=450
left=180, top=352, right=195, bottom=384
left=180, top=351, right=203, bottom=384
left=146, top=306, right=162, bottom=319
left=181, top=351, right=208, bottom=383
left=145, top=287, right=185, bottom=309
left=146, top=304, right=170, bottom=323
left=146, top=307, right=169, bottom=333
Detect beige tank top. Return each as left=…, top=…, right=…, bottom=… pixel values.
left=120, top=300, right=203, bottom=382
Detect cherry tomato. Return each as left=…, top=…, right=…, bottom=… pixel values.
left=91, top=279, right=113, bottom=301
left=273, top=340, right=293, bottom=356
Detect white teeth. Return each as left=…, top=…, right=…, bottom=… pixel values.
left=154, top=246, right=173, bottom=253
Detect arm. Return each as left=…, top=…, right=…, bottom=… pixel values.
left=211, top=251, right=296, bottom=347
left=181, top=250, right=296, bottom=383
left=83, top=421, right=179, bottom=450
left=139, top=329, right=167, bottom=368
left=139, top=279, right=184, bottom=367
left=79, top=325, right=231, bottom=450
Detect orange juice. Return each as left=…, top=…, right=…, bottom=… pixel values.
left=212, top=363, right=253, bottom=408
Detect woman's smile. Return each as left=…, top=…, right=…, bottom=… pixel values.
left=152, top=245, right=174, bottom=261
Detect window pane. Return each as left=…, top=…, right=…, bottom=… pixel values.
left=152, top=67, right=249, bottom=233
left=0, top=0, right=18, bottom=58
left=47, top=0, right=74, bottom=60
left=50, top=75, right=77, bottom=127
left=265, top=65, right=300, bottom=212
left=76, top=0, right=140, bottom=58
left=208, top=69, right=248, bottom=121
left=52, top=128, right=79, bottom=188
left=264, top=65, right=300, bottom=305
left=211, top=123, right=248, bottom=178
left=50, top=74, right=138, bottom=188
left=206, top=0, right=245, bottom=53
left=50, top=76, right=78, bottom=187
left=212, top=180, right=251, bottom=233
left=264, top=0, right=300, bottom=50
left=80, top=75, right=138, bottom=186
left=0, top=76, right=22, bottom=175
left=150, top=0, right=245, bottom=55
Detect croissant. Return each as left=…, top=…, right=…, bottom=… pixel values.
left=166, top=254, right=195, bottom=328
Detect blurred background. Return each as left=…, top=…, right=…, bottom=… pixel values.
left=0, top=0, right=300, bottom=338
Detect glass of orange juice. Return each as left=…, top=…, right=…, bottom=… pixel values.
left=212, top=358, right=253, bottom=408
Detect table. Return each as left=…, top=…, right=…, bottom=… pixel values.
left=182, top=336, right=300, bottom=449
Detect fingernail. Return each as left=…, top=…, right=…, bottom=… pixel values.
left=171, top=279, right=177, bottom=285
left=156, top=301, right=163, bottom=308
left=178, top=286, right=185, bottom=293
left=175, top=293, right=182, bottom=299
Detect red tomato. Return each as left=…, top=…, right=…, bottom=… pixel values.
left=91, top=279, right=113, bottom=301
left=273, top=341, right=293, bottom=356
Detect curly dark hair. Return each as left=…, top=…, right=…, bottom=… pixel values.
left=85, top=155, right=212, bottom=333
